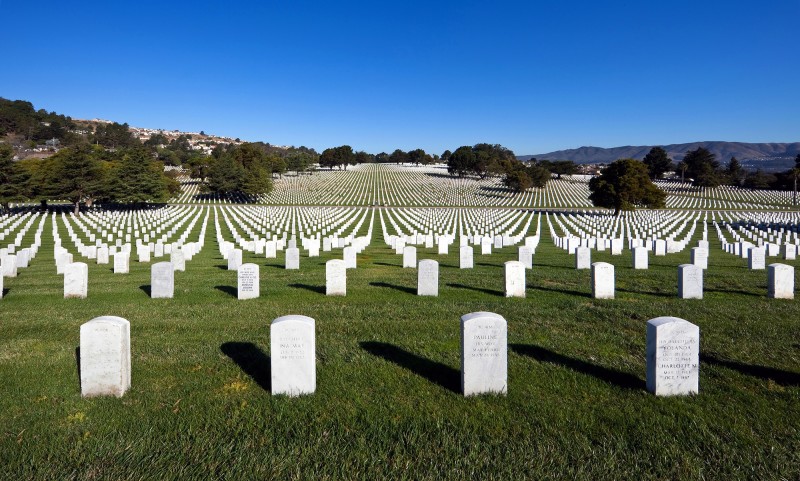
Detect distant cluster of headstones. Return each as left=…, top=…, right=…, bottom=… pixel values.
left=78, top=312, right=700, bottom=398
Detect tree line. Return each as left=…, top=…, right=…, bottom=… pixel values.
left=642, top=146, right=800, bottom=195
left=0, top=142, right=180, bottom=213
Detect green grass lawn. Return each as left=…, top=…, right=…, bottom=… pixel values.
left=1, top=211, right=799, bottom=480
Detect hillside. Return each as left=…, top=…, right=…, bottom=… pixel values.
left=521, top=142, right=800, bottom=171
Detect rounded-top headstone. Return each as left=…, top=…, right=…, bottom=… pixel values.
left=271, top=315, right=316, bottom=396
left=646, top=316, right=699, bottom=396
left=460, top=312, right=508, bottom=396
left=80, top=316, right=131, bottom=397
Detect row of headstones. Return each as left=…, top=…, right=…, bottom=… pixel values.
left=79, top=313, right=700, bottom=398
left=0, top=216, right=46, bottom=295
left=218, top=205, right=369, bottom=250
left=53, top=256, right=797, bottom=301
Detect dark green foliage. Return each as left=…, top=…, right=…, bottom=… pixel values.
left=641, top=147, right=672, bottom=180
left=91, top=122, right=140, bottom=149
left=683, top=147, right=722, bottom=187
left=501, top=160, right=551, bottom=192
left=106, top=149, right=177, bottom=203
left=286, top=151, right=316, bottom=175
left=0, top=142, right=29, bottom=210
left=538, top=160, right=579, bottom=179
left=743, top=170, right=775, bottom=190
left=319, top=145, right=356, bottom=170
left=388, top=149, right=409, bottom=165
left=408, top=148, right=433, bottom=166
left=354, top=151, right=372, bottom=164
left=726, top=157, right=746, bottom=187
left=446, top=144, right=515, bottom=179
left=206, top=143, right=274, bottom=197
left=0, top=97, right=76, bottom=141
left=588, top=158, right=666, bottom=215
left=446, top=146, right=475, bottom=177
left=50, top=144, right=107, bottom=212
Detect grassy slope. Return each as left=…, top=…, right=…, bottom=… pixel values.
left=1, top=211, right=799, bottom=480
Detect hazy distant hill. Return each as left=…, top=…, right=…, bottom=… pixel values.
left=520, top=142, right=800, bottom=171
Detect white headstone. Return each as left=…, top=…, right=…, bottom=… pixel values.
left=80, top=316, right=131, bottom=397
left=402, top=246, right=417, bottom=268
left=646, top=316, right=699, bottom=396
left=1, top=254, right=17, bottom=277
left=437, top=237, right=449, bottom=255
left=96, top=246, right=109, bottom=265
left=237, top=263, right=260, bottom=300
left=461, top=312, right=507, bottom=396
left=343, top=246, right=357, bottom=269
left=591, top=262, right=615, bottom=299
left=265, top=241, right=277, bottom=258
left=417, top=260, right=439, bottom=296
left=56, top=252, right=73, bottom=274
left=748, top=247, right=766, bottom=270
left=271, top=315, right=316, bottom=396
left=518, top=246, right=533, bottom=269
left=654, top=239, right=666, bottom=256
left=460, top=245, right=474, bottom=269
left=678, top=264, right=703, bottom=299
left=228, top=249, right=242, bottom=271
left=504, top=261, right=526, bottom=298
left=575, top=247, right=591, bottom=270
left=691, top=247, right=708, bottom=270
left=326, top=259, right=346, bottom=296
left=113, top=252, right=129, bottom=274
left=151, top=262, right=174, bottom=299
left=632, top=246, right=648, bottom=270
left=768, top=263, right=794, bottom=299
left=284, top=247, right=300, bottom=270
left=171, top=250, right=186, bottom=272
left=64, top=262, right=88, bottom=299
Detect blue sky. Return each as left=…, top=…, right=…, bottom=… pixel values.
left=1, top=0, right=798, bottom=155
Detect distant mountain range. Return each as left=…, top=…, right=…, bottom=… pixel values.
left=520, top=142, right=800, bottom=171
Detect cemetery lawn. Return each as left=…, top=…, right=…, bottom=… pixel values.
left=2, top=216, right=799, bottom=480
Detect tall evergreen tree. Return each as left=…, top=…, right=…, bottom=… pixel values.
left=642, top=147, right=672, bottom=180
left=683, top=147, right=721, bottom=187
left=588, top=158, right=666, bottom=215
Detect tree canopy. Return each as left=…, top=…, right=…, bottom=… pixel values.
left=446, top=143, right=516, bottom=178
left=319, top=145, right=356, bottom=170
left=588, top=158, right=666, bottom=215
left=642, top=147, right=672, bottom=180
left=205, top=143, right=274, bottom=198
left=683, top=147, right=721, bottom=187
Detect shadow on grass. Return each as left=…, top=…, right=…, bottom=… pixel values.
left=705, top=288, right=763, bottom=298
left=530, top=285, right=589, bottom=298
left=289, top=283, right=325, bottom=295
left=373, top=261, right=399, bottom=268
left=704, top=354, right=800, bottom=386
left=617, top=288, right=673, bottom=298
left=531, top=263, right=574, bottom=270
left=2, top=288, right=9, bottom=297
left=447, top=283, right=504, bottom=297
left=509, top=344, right=644, bottom=390
left=360, top=341, right=460, bottom=394
left=215, top=285, right=237, bottom=298
left=220, top=342, right=271, bottom=393
left=369, top=281, right=416, bottom=295
left=75, top=347, right=81, bottom=391
left=139, top=285, right=151, bottom=297
left=476, top=262, right=502, bottom=269
left=215, top=264, right=229, bottom=270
